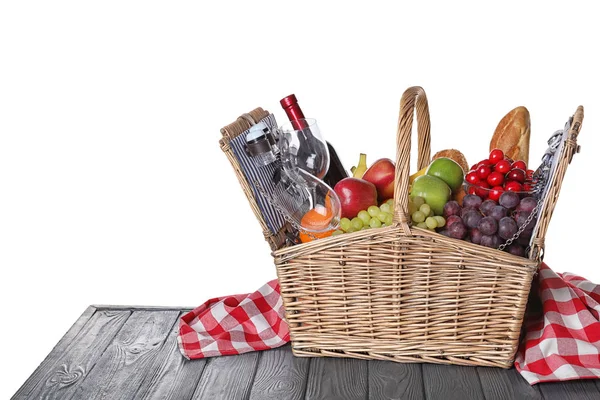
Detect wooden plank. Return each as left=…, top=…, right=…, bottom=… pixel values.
left=134, top=312, right=207, bottom=400
left=192, top=351, right=261, bottom=400
left=305, top=357, right=368, bottom=400
left=70, top=310, right=179, bottom=399
left=12, top=306, right=97, bottom=399
left=539, top=379, right=600, bottom=400
left=369, top=361, right=424, bottom=400
left=93, top=304, right=192, bottom=312
left=248, top=345, right=310, bottom=400
left=477, top=367, right=542, bottom=400
left=12, top=309, right=131, bottom=400
left=422, top=364, right=485, bottom=400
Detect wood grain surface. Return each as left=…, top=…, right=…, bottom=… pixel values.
left=191, top=351, right=260, bottom=400
left=539, top=379, right=600, bottom=400
left=70, top=310, right=179, bottom=399
left=422, top=363, right=486, bottom=400
left=134, top=314, right=207, bottom=400
left=13, top=309, right=130, bottom=400
left=477, top=366, right=542, bottom=400
left=12, top=305, right=97, bottom=399
left=369, top=361, right=424, bottom=400
left=305, top=357, right=368, bottom=400
left=249, top=346, right=310, bottom=400
left=12, top=306, right=600, bottom=400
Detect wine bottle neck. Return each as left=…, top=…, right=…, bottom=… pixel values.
left=281, top=94, right=307, bottom=130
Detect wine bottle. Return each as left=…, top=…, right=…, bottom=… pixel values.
left=280, top=94, right=308, bottom=130
left=324, top=142, right=349, bottom=188
left=279, top=94, right=348, bottom=187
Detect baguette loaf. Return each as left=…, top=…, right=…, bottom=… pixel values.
left=490, top=106, right=530, bottom=164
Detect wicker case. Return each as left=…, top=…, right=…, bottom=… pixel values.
left=220, top=87, right=584, bottom=368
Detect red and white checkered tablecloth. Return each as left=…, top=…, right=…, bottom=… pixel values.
left=178, top=279, right=289, bottom=359
left=515, top=263, right=600, bottom=384
left=178, top=263, right=600, bottom=385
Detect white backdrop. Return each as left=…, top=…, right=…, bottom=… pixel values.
left=1, top=1, right=599, bottom=397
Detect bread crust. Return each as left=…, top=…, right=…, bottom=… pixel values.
left=490, top=106, right=531, bottom=164
left=432, top=149, right=469, bottom=173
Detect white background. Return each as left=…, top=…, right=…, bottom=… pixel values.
left=1, top=1, right=599, bottom=397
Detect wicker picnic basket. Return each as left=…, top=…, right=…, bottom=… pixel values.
left=220, top=86, right=584, bottom=368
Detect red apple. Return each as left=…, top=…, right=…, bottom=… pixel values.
left=362, top=158, right=395, bottom=201
left=333, top=178, right=378, bottom=219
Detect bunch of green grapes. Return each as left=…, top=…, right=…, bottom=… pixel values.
left=333, top=199, right=395, bottom=235
left=408, top=196, right=446, bottom=231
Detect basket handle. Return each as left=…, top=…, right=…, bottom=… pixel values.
left=530, top=105, right=584, bottom=260
left=392, top=86, right=432, bottom=234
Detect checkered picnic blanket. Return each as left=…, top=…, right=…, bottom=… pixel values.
left=177, top=280, right=289, bottom=359
left=178, top=263, right=600, bottom=385
left=514, top=263, right=600, bottom=384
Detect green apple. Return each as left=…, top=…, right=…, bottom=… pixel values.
left=426, top=157, right=464, bottom=193
left=410, top=175, right=451, bottom=215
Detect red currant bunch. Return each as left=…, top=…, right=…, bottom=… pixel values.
left=465, top=149, right=535, bottom=201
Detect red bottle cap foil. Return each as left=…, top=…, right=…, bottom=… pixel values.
left=280, top=94, right=306, bottom=129
left=280, top=94, right=298, bottom=109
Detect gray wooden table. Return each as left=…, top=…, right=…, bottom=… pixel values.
left=12, top=305, right=600, bottom=399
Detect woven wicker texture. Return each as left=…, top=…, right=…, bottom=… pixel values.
left=270, top=87, right=583, bottom=368
left=220, top=87, right=583, bottom=368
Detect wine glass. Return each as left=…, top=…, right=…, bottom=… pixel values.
left=272, top=118, right=340, bottom=242
left=278, top=118, right=330, bottom=179
left=273, top=167, right=341, bottom=242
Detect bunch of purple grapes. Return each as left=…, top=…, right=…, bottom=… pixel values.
left=439, top=192, right=537, bottom=257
